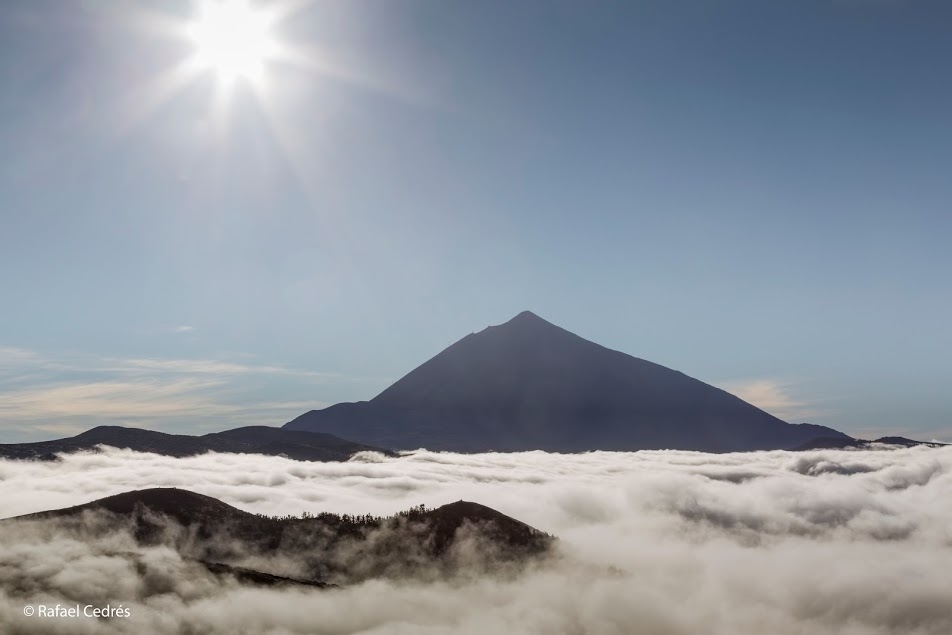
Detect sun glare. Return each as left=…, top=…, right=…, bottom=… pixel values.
left=188, top=1, right=276, bottom=81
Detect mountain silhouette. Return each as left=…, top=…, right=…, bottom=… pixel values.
left=0, top=425, right=392, bottom=462
left=285, top=311, right=849, bottom=452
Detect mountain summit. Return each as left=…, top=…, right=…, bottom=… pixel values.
left=285, top=312, right=847, bottom=452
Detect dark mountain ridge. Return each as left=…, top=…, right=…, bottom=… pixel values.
left=0, top=425, right=392, bottom=462
left=791, top=435, right=948, bottom=451
left=8, top=487, right=553, bottom=586
left=286, top=311, right=849, bottom=452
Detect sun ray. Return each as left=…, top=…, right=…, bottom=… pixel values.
left=119, top=56, right=206, bottom=132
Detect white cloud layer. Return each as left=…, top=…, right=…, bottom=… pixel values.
left=1, top=446, right=951, bottom=634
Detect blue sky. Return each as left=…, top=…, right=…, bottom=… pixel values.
left=1, top=0, right=950, bottom=442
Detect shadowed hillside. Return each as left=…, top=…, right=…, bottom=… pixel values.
left=9, top=488, right=554, bottom=587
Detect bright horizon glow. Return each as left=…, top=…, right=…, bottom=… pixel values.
left=188, top=0, right=276, bottom=81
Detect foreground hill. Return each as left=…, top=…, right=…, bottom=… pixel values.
left=0, top=425, right=392, bottom=461
left=286, top=311, right=848, bottom=452
left=10, top=488, right=553, bottom=586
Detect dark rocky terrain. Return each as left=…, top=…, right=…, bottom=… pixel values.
left=286, top=311, right=849, bottom=452
left=9, top=488, right=554, bottom=587
left=0, top=425, right=392, bottom=461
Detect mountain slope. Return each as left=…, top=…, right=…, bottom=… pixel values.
left=0, top=425, right=392, bottom=461
left=285, top=311, right=848, bottom=452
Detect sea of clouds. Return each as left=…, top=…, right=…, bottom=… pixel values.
left=1, top=445, right=951, bottom=634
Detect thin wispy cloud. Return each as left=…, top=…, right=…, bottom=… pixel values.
left=716, top=378, right=829, bottom=422
left=0, top=347, right=39, bottom=363
left=0, top=377, right=232, bottom=420
left=0, top=347, right=77, bottom=374
left=0, top=347, right=329, bottom=380
left=102, top=357, right=338, bottom=378
left=0, top=347, right=338, bottom=440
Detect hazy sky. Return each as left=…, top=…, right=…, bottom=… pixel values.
left=1, top=0, right=950, bottom=441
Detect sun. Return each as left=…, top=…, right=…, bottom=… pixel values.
left=188, top=1, right=276, bottom=81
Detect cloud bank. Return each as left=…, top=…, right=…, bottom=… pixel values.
left=1, top=445, right=951, bottom=634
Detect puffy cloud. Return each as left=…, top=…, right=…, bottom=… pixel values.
left=1, top=445, right=951, bottom=634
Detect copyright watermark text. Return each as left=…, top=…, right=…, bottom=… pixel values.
left=22, top=604, right=131, bottom=619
